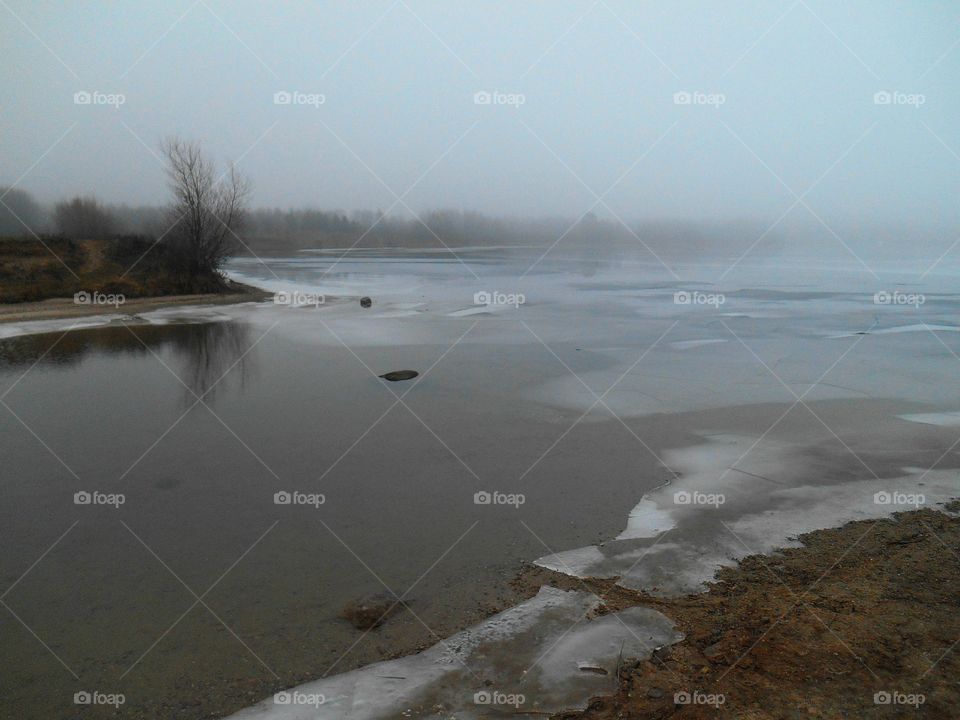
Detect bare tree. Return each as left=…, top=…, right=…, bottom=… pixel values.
left=54, top=196, right=116, bottom=239
left=162, top=138, right=251, bottom=275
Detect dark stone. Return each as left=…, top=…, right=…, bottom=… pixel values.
left=379, top=370, right=418, bottom=382
left=360, top=296, right=372, bottom=308
left=340, top=593, right=404, bottom=630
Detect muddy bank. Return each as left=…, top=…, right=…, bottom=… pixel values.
left=525, top=507, right=960, bottom=719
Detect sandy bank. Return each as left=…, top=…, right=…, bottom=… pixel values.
left=0, top=281, right=271, bottom=325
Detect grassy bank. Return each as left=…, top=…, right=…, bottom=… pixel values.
left=0, top=236, right=245, bottom=304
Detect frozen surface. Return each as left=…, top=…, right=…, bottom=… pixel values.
left=536, top=434, right=960, bottom=595
left=899, top=411, right=960, bottom=426
left=226, top=587, right=680, bottom=720
left=8, top=252, right=960, bottom=717
left=0, top=305, right=234, bottom=339
left=0, top=314, right=127, bottom=339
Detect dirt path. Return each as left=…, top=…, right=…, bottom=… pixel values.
left=0, top=282, right=270, bottom=324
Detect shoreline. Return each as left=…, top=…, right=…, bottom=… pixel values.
left=0, top=281, right=272, bottom=325
left=223, top=505, right=960, bottom=719
left=549, top=505, right=960, bottom=718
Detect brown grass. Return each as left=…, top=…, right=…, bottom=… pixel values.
left=0, top=237, right=231, bottom=303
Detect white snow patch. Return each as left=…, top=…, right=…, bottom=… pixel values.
left=898, top=411, right=960, bottom=427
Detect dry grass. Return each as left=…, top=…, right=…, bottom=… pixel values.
left=0, top=237, right=230, bottom=303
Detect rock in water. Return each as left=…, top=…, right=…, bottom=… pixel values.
left=340, top=593, right=404, bottom=630
left=379, top=370, right=418, bottom=382
left=360, top=296, right=372, bottom=308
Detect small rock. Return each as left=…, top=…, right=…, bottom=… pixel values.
left=360, top=296, right=372, bottom=308
left=379, top=370, right=419, bottom=382
left=647, top=687, right=664, bottom=699
left=340, top=593, right=404, bottom=630
left=703, top=642, right=725, bottom=659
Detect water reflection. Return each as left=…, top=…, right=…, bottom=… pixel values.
left=0, top=321, right=255, bottom=402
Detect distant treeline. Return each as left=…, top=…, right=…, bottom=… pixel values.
left=0, top=186, right=782, bottom=259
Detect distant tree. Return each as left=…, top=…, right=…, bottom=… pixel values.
left=162, top=137, right=251, bottom=275
left=54, top=196, right=116, bottom=239
left=0, top=187, right=44, bottom=236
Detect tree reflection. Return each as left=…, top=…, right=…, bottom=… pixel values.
left=0, top=321, right=256, bottom=404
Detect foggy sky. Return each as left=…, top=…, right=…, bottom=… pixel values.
left=3, top=1, right=959, bottom=225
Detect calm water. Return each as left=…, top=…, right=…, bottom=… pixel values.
left=3, top=249, right=960, bottom=718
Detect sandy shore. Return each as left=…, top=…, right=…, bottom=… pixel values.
left=0, top=281, right=271, bottom=324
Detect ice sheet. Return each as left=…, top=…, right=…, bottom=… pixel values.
left=898, top=411, right=960, bottom=426
left=0, top=306, right=233, bottom=339
left=536, top=434, right=960, bottom=595
left=225, top=587, right=680, bottom=719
